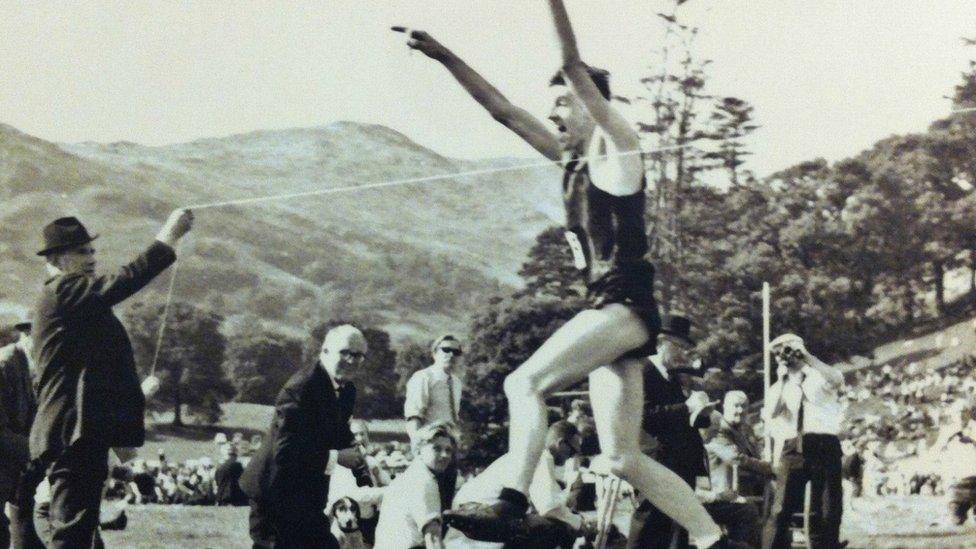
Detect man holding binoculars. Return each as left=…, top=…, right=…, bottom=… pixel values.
left=761, top=334, right=846, bottom=549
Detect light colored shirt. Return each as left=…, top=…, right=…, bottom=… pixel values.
left=763, top=365, right=842, bottom=439
left=404, top=365, right=463, bottom=425
left=651, top=356, right=669, bottom=381
left=447, top=452, right=581, bottom=548
left=375, top=459, right=447, bottom=549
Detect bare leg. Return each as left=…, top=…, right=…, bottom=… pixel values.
left=444, top=305, right=654, bottom=543
left=502, top=304, right=650, bottom=493
left=588, top=359, right=723, bottom=546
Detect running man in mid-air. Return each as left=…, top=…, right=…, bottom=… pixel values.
left=398, top=2, right=738, bottom=547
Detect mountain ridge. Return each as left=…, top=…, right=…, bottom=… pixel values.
left=0, top=121, right=563, bottom=340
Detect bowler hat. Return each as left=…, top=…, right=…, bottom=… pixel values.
left=37, top=217, right=98, bottom=256
left=660, top=313, right=694, bottom=345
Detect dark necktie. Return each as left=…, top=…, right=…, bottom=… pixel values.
left=796, top=374, right=806, bottom=453
left=337, top=382, right=355, bottom=418
left=446, top=376, right=457, bottom=423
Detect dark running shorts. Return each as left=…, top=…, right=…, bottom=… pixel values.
left=585, top=259, right=661, bottom=359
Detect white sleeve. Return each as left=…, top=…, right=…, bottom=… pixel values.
left=407, top=471, right=443, bottom=534
left=325, top=450, right=338, bottom=475
left=404, top=372, right=429, bottom=421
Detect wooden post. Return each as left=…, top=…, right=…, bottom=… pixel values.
left=762, top=281, right=772, bottom=462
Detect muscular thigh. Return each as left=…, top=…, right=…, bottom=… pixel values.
left=516, top=304, right=649, bottom=395
left=588, top=358, right=645, bottom=455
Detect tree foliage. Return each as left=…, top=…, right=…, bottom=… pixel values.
left=224, top=326, right=304, bottom=405
left=126, top=301, right=234, bottom=425
left=460, top=294, right=584, bottom=468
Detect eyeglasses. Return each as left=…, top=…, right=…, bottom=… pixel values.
left=339, top=350, right=366, bottom=361
left=439, top=347, right=463, bottom=356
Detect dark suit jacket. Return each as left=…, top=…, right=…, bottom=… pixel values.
left=0, top=344, right=36, bottom=499
left=29, top=242, right=176, bottom=460
left=240, top=363, right=355, bottom=514
left=641, top=362, right=709, bottom=482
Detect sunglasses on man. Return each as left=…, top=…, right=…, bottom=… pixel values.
left=439, top=347, right=463, bottom=356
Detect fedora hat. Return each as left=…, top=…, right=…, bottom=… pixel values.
left=660, top=313, right=694, bottom=345
left=37, top=217, right=98, bottom=256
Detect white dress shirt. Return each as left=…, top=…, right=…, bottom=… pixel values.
left=404, top=365, right=463, bottom=425
left=375, top=459, right=452, bottom=549
left=763, top=365, right=843, bottom=439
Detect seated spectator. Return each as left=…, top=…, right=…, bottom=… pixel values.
left=375, top=422, right=459, bottom=549
left=214, top=444, right=248, bottom=506
left=129, top=461, right=160, bottom=504
left=249, top=434, right=263, bottom=453
left=700, top=391, right=768, bottom=547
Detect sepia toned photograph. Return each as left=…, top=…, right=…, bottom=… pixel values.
left=1, top=1, right=975, bottom=547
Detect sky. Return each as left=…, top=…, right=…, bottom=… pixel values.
left=0, top=1, right=973, bottom=178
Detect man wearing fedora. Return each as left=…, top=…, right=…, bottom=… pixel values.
left=761, top=334, right=845, bottom=549
left=28, top=209, right=192, bottom=548
left=0, top=320, right=42, bottom=548
left=628, top=314, right=718, bottom=549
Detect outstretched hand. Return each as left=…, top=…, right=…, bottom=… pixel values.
left=393, top=26, right=449, bottom=60
left=156, top=208, right=194, bottom=247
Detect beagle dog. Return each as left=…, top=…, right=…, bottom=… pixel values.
left=329, top=496, right=369, bottom=549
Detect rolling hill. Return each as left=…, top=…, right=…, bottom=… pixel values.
left=0, top=122, right=564, bottom=339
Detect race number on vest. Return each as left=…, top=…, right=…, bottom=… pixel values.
left=564, top=230, right=588, bottom=270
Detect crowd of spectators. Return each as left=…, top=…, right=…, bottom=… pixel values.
left=108, top=430, right=419, bottom=509
left=839, top=357, right=976, bottom=501
left=843, top=357, right=976, bottom=447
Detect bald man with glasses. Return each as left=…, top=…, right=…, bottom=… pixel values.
left=241, top=325, right=369, bottom=549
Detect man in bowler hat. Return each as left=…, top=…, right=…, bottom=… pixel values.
left=628, top=314, right=720, bottom=549
left=28, top=209, right=192, bottom=548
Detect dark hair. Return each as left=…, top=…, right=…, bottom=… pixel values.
left=549, top=65, right=611, bottom=100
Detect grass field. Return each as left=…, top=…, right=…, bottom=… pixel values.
left=99, top=495, right=976, bottom=548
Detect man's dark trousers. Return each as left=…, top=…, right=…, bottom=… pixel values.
left=705, top=499, right=761, bottom=547
left=8, top=468, right=45, bottom=549
left=247, top=497, right=336, bottom=549
left=763, top=434, right=843, bottom=549
left=41, top=438, right=109, bottom=549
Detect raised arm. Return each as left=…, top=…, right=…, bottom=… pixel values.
left=400, top=28, right=562, bottom=161
left=802, top=351, right=845, bottom=389
left=546, top=0, right=640, bottom=154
